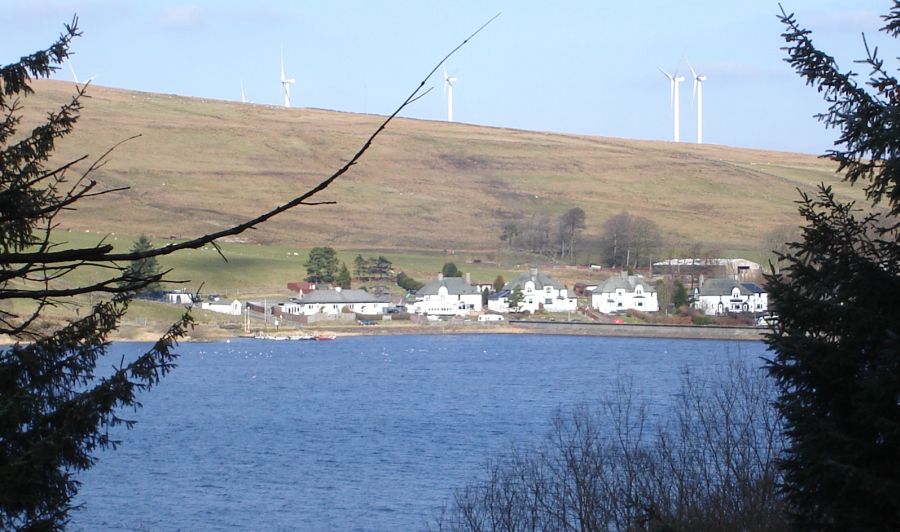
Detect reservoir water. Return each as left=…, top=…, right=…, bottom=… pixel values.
left=70, top=334, right=768, bottom=531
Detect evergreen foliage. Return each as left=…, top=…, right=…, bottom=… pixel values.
left=396, top=272, right=423, bottom=292
left=121, top=234, right=162, bottom=297
left=303, top=246, right=339, bottom=284
left=507, top=286, right=524, bottom=312
left=0, top=21, right=193, bottom=529
left=492, top=275, right=505, bottom=292
left=336, top=262, right=351, bottom=289
left=441, top=262, right=462, bottom=278
left=765, top=5, right=900, bottom=529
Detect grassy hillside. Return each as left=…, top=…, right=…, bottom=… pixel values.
left=23, top=80, right=859, bottom=262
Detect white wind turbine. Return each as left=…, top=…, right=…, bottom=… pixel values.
left=689, top=64, right=707, bottom=144
left=240, top=79, right=246, bottom=103
left=67, top=58, right=94, bottom=85
left=444, top=68, right=457, bottom=122
left=659, top=67, right=685, bottom=142
left=280, top=48, right=295, bottom=108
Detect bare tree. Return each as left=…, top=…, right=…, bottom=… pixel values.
left=432, top=361, right=787, bottom=532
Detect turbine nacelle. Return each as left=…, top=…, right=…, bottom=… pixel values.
left=443, top=68, right=457, bottom=122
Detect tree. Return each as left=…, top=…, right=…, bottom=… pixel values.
left=764, top=6, right=900, bottom=530
left=492, top=275, right=505, bottom=292
left=499, top=222, right=519, bottom=249
left=599, top=212, right=661, bottom=269
left=558, top=207, right=586, bottom=262
left=507, top=286, right=524, bottom=312
left=0, top=16, right=491, bottom=528
left=353, top=254, right=368, bottom=280
left=672, top=279, right=689, bottom=309
left=303, top=246, right=339, bottom=284
left=434, top=363, right=786, bottom=531
left=441, top=262, right=462, bottom=278
left=121, top=234, right=162, bottom=297
left=336, top=262, right=351, bottom=289
left=371, top=255, right=393, bottom=280
left=396, top=272, right=423, bottom=292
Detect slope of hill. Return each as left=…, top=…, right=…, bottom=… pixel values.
left=23, top=80, right=858, bottom=256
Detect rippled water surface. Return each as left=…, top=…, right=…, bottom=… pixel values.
left=70, top=334, right=767, bottom=531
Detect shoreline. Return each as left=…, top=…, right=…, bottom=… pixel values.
left=180, top=320, right=766, bottom=343
left=1, top=321, right=766, bottom=345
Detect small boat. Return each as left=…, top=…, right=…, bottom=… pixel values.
left=313, top=333, right=337, bottom=341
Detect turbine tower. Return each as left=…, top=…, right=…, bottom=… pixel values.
left=689, top=64, right=707, bottom=144
left=280, top=48, right=295, bottom=108
left=240, top=79, right=246, bottom=104
left=67, top=59, right=79, bottom=84
left=659, top=68, right=685, bottom=142
left=444, top=68, right=457, bottom=122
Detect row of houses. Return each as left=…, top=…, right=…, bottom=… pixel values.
left=163, top=268, right=767, bottom=319
left=588, top=274, right=768, bottom=316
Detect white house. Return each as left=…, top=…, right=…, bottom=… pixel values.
left=487, top=269, right=577, bottom=314
left=410, top=274, right=483, bottom=316
left=200, top=299, right=243, bottom=316
left=277, top=288, right=390, bottom=316
left=591, top=275, right=659, bottom=313
left=693, top=278, right=768, bottom=316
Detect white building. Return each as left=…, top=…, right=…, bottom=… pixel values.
left=693, top=278, right=768, bottom=316
left=410, top=274, right=483, bottom=316
left=591, top=275, right=659, bottom=313
left=164, top=290, right=194, bottom=305
left=487, top=269, right=577, bottom=314
left=200, top=299, right=243, bottom=316
left=277, top=288, right=390, bottom=316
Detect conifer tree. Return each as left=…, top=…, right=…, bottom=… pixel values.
left=765, top=5, right=900, bottom=529
left=0, top=14, right=490, bottom=528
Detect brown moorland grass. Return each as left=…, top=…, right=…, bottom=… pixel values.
left=22, top=79, right=862, bottom=258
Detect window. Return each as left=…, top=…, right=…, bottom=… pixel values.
left=637, top=301, right=643, bottom=307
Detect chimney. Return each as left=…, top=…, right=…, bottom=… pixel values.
left=438, top=272, right=444, bottom=281
left=465, top=272, right=471, bottom=285
left=530, top=268, right=538, bottom=278
left=699, top=273, right=705, bottom=287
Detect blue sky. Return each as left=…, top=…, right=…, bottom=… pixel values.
left=1, top=1, right=891, bottom=154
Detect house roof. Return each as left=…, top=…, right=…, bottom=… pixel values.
left=504, top=270, right=563, bottom=291
left=698, top=278, right=766, bottom=297
left=416, top=277, right=480, bottom=297
left=596, top=275, right=655, bottom=294
left=299, top=289, right=389, bottom=304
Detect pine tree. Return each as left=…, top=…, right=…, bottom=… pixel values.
left=336, top=262, right=351, bottom=289
left=122, top=234, right=162, bottom=297
left=0, top=14, right=488, bottom=528
left=303, top=247, right=339, bottom=284
left=765, top=5, right=900, bottom=529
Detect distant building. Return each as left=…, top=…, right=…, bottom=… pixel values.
left=591, top=275, right=659, bottom=314
left=410, top=273, right=483, bottom=316
left=278, top=288, right=389, bottom=316
left=164, top=290, right=195, bottom=305
left=653, top=258, right=761, bottom=280
left=693, top=278, right=768, bottom=315
left=200, top=299, right=243, bottom=316
left=488, top=269, right=576, bottom=314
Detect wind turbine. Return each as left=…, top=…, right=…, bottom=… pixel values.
left=67, top=59, right=79, bottom=84
left=443, top=68, right=457, bottom=122
left=66, top=59, right=94, bottom=85
left=689, top=64, right=707, bottom=144
left=240, top=79, right=246, bottom=103
left=659, top=68, right=685, bottom=142
left=280, top=48, right=295, bottom=108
